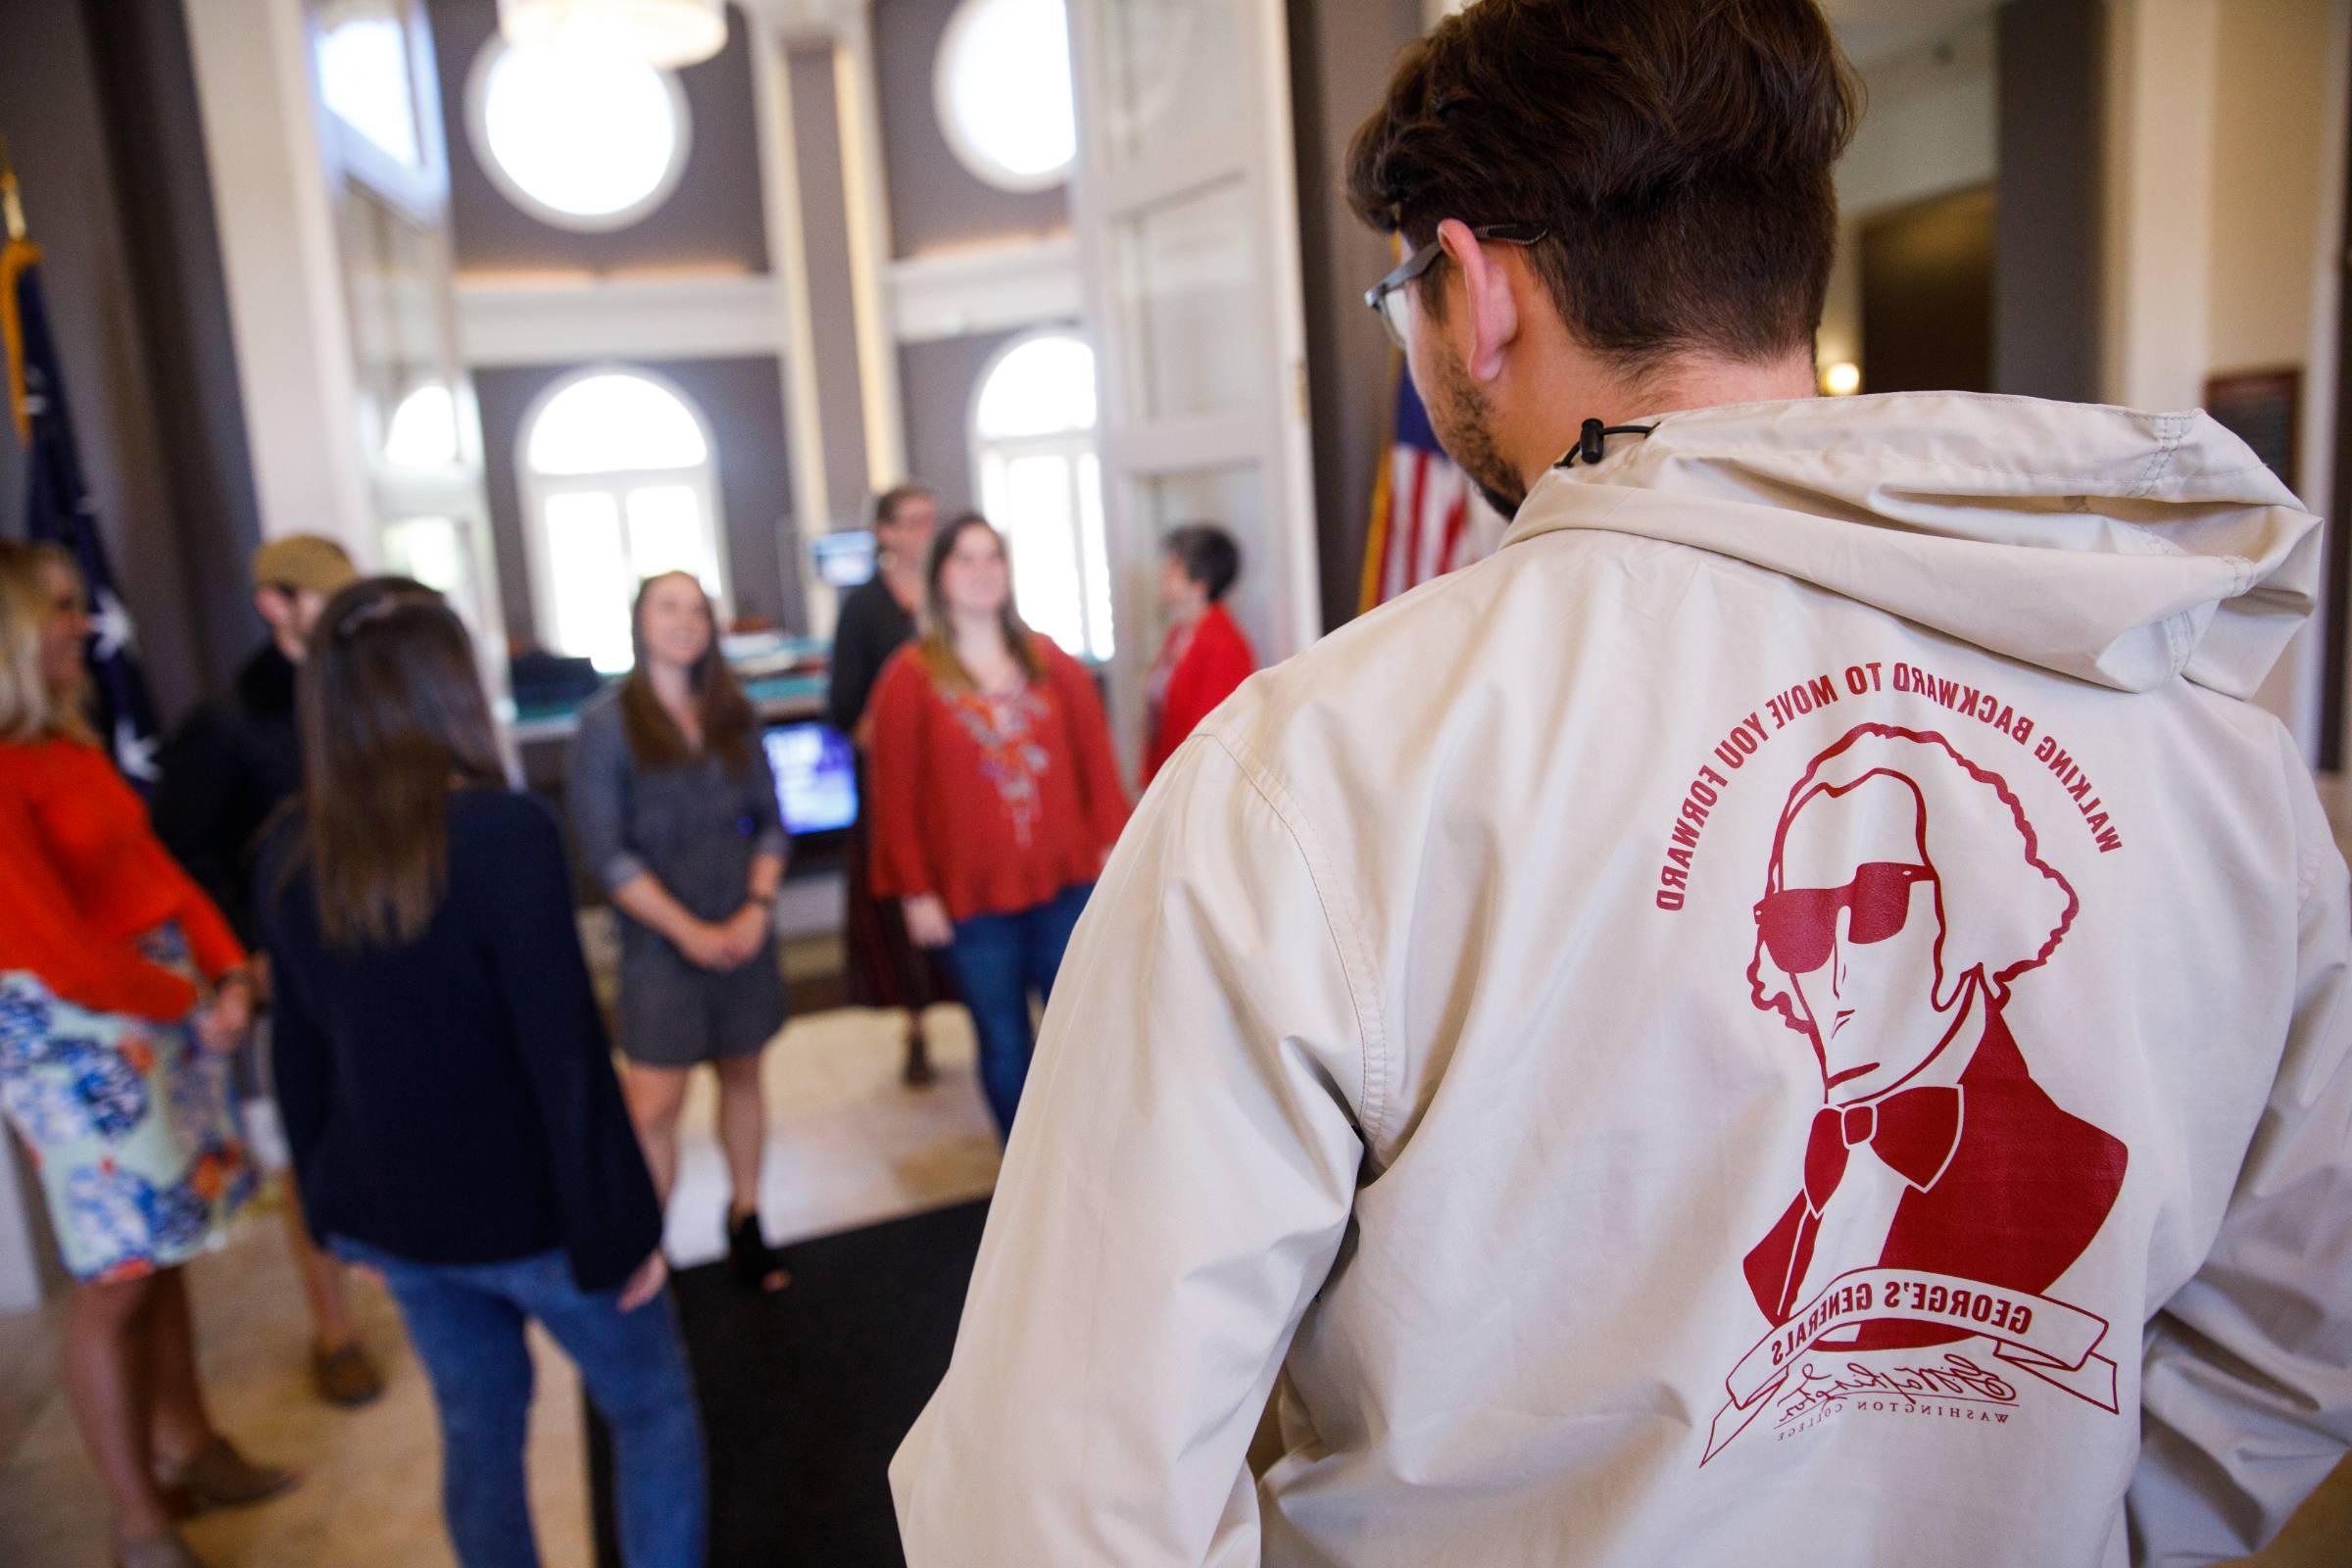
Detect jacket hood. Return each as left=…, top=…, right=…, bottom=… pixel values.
left=1502, top=391, right=2319, bottom=698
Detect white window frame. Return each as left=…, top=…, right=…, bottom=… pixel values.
left=312, top=0, right=442, bottom=212
left=517, top=367, right=731, bottom=670
left=969, top=330, right=1111, bottom=661
left=463, top=36, right=693, bottom=233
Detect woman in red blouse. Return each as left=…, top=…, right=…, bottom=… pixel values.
left=866, top=514, right=1129, bottom=1138
left=1144, top=524, right=1257, bottom=787
left=0, top=541, right=293, bottom=1568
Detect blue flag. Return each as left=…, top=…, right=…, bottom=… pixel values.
left=7, top=245, right=163, bottom=789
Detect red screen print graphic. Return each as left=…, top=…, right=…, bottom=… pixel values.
left=1706, top=724, right=2129, bottom=1462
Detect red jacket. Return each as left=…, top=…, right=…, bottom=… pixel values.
left=0, top=736, right=246, bottom=1020
left=1144, top=603, right=1256, bottom=785
left=867, top=638, right=1130, bottom=923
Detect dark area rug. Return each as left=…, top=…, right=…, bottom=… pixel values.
left=588, top=1200, right=989, bottom=1567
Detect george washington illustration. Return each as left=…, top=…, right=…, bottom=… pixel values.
left=1741, top=724, right=2128, bottom=1350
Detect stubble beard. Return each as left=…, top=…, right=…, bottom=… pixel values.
left=1427, top=347, right=1526, bottom=519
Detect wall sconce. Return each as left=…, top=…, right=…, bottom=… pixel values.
left=1822, top=362, right=1862, bottom=397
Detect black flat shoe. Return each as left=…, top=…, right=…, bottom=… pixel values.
left=727, top=1212, right=790, bottom=1294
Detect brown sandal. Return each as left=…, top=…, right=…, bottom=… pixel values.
left=158, top=1435, right=300, bottom=1515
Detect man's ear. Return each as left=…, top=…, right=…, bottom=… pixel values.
left=1436, top=219, right=1521, bottom=383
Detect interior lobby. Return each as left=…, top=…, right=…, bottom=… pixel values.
left=3, top=0, right=2352, bottom=1563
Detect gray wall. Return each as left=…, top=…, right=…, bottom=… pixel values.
left=790, top=45, right=873, bottom=529
left=1993, top=0, right=2102, bottom=402
left=1288, top=0, right=1425, bottom=631
left=869, top=0, right=1074, bottom=545
left=900, top=324, right=1032, bottom=514
left=426, top=0, right=770, bottom=276
left=474, top=357, right=803, bottom=644
left=874, top=0, right=1070, bottom=257
left=0, top=0, right=261, bottom=719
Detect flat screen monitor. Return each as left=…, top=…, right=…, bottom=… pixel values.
left=763, top=721, right=858, bottom=835
left=811, top=530, right=877, bottom=589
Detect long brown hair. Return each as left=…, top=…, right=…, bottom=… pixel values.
left=917, top=513, right=1046, bottom=693
left=618, top=570, right=757, bottom=771
left=297, top=578, right=507, bottom=948
left=0, top=539, right=95, bottom=745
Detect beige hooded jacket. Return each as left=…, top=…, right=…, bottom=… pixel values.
left=892, top=391, right=2351, bottom=1568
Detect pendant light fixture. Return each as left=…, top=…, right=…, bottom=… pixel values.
left=497, top=0, right=728, bottom=70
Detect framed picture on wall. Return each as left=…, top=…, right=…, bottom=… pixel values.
left=2204, top=367, right=2301, bottom=489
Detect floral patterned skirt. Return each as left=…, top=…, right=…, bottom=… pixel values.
left=0, top=927, right=256, bottom=1284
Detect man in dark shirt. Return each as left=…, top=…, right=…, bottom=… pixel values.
left=153, top=534, right=383, bottom=1408
left=826, top=484, right=946, bottom=1085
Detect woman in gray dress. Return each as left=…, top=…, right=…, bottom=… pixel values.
left=566, top=572, right=790, bottom=1292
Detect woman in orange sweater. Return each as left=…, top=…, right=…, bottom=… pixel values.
left=866, top=514, right=1129, bottom=1138
left=0, top=542, right=293, bottom=1568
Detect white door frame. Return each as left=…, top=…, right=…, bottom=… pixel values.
left=1062, top=0, right=1322, bottom=774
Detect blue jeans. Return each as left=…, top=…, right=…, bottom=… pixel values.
left=340, top=1242, right=707, bottom=1568
left=945, top=883, right=1093, bottom=1137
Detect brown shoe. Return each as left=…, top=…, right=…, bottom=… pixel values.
left=313, top=1341, right=385, bottom=1408
left=116, top=1526, right=207, bottom=1568
left=159, top=1436, right=300, bottom=1515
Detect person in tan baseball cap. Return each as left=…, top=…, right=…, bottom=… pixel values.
left=249, top=535, right=361, bottom=637
left=153, top=533, right=384, bottom=1413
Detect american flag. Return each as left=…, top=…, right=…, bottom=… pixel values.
left=1358, top=364, right=1507, bottom=612
left=5, top=230, right=164, bottom=789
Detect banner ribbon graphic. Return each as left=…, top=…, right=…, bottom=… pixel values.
left=1703, top=1267, right=2118, bottom=1463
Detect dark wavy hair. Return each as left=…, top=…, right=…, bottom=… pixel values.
left=1346, top=0, right=1860, bottom=372
left=916, top=513, right=1046, bottom=692
left=295, top=578, right=507, bottom=949
left=1163, top=524, right=1242, bottom=604
left=617, top=571, right=757, bottom=773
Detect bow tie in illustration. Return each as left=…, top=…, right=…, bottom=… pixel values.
left=1803, top=1086, right=1964, bottom=1213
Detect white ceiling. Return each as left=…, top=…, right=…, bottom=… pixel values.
left=1820, top=0, right=2001, bottom=66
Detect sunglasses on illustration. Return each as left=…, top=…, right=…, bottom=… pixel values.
left=1754, top=862, right=1936, bottom=975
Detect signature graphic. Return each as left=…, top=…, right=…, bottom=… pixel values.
left=1773, top=1354, right=2019, bottom=1428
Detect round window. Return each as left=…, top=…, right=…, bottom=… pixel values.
left=934, top=0, right=1077, bottom=193
left=466, top=39, right=691, bottom=229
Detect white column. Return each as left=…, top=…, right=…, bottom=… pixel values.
left=2099, top=0, right=2219, bottom=413
left=746, top=10, right=839, bottom=637
left=833, top=6, right=909, bottom=490
left=181, top=0, right=376, bottom=564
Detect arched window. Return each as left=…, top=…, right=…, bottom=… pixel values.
left=970, top=332, right=1111, bottom=661
left=466, top=38, right=690, bottom=229
left=935, top=0, right=1076, bottom=192
left=519, top=369, right=727, bottom=672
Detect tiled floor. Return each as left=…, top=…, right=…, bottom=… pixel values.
left=2, top=997, right=2346, bottom=1565
left=0, top=1004, right=995, bottom=1567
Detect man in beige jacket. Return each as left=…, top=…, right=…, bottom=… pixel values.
left=891, top=2, right=2352, bottom=1563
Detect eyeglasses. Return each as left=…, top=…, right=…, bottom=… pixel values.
left=1754, top=862, right=1936, bottom=975
left=1363, top=222, right=1548, bottom=350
